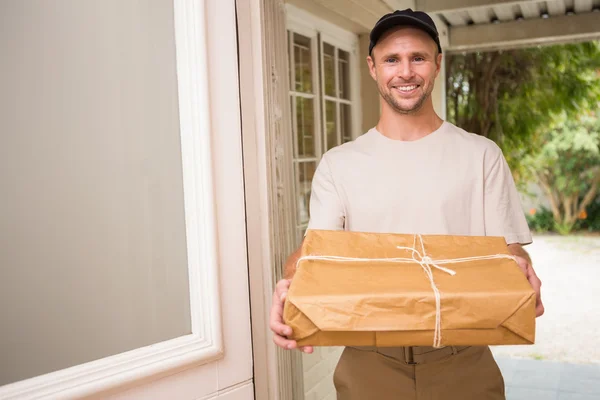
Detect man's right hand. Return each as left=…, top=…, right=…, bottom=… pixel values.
left=270, top=278, right=313, bottom=354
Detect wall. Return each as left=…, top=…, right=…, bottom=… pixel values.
left=359, top=34, right=382, bottom=132
left=0, top=0, right=191, bottom=386
left=431, top=15, right=449, bottom=120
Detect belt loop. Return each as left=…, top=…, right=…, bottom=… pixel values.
left=451, top=346, right=458, bottom=355
left=404, top=346, right=417, bottom=365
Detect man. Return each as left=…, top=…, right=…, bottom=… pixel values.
left=271, top=9, right=544, bottom=400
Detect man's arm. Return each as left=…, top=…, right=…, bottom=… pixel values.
left=283, top=242, right=303, bottom=279
left=507, top=243, right=532, bottom=265
left=507, top=243, right=544, bottom=317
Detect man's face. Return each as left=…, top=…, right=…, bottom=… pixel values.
left=367, top=27, right=442, bottom=115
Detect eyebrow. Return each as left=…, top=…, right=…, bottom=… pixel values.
left=380, top=51, right=432, bottom=60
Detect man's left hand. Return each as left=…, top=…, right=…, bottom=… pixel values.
left=513, top=255, right=545, bottom=317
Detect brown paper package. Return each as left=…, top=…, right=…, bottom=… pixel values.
left=283, top=230, right=536, bottom=347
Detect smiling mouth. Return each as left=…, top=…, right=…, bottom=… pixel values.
left=393, top=84, right=419, bottom=92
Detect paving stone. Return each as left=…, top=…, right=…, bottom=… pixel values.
left=506, top=386, right=558, bottom=400
left=558, top=363, right=600, bottom=395
left=509, top=359, right=562, bottom=390
left=557, top=392, right=600, bottom=400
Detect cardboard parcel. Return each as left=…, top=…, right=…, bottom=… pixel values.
left=283, top=230, right=536, bottom=348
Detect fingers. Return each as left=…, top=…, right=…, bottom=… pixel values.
left=273, top=333, right=297, bottom=350
left=275, top=278, right=291, bottom=297
left=513, top=257, right=545, bottom=318
left=299, top=346, right=314, bottom=354
left=536, top=300, right=545, bottom=317
left=270, top=279, right=295, bottom=350
left=270, top=316, right=292, bottom=337
left=524, top=265, right=544, bottom=317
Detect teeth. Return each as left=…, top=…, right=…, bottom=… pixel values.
left=397, top=85, right=417, bottom=92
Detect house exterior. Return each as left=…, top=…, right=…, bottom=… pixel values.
left=0, top=0, right=598, bottom=399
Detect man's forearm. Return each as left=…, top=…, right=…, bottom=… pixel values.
left=507, top=243, right=532, bottom=265
left=283, top=244, right=303, bottom=279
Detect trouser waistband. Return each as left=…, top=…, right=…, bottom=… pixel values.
left=351, top=345, right=472, bottom=365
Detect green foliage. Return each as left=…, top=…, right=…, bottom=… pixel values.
left=446, top=41, right=600, bottom=182
left=554, top=221, right=576, bottom=235
left=526, top=207, right=554, bottom=233
left=522, top=108, right=600, bottom=228
left=576, top=196, right=600, bottom=232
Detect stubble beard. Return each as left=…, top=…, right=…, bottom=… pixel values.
left=379, top=81, right=433, bottom=115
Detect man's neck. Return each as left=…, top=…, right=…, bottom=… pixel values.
left=376, top=103, right=444, bottom=141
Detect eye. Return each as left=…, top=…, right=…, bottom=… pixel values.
left=385, top=57, right=397, bottom=63
left=413, top=56, right=425, bottom=62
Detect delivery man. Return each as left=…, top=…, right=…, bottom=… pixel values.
left=270, top=8, right=544, bottom=400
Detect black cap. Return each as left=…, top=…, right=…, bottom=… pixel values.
left=369, top=9, right=442, bottom=56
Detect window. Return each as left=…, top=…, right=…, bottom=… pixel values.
left=287, top=24, right=358, bottom=244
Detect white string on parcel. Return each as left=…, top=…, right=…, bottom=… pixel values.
left=296, top=234, right=517, bottom=348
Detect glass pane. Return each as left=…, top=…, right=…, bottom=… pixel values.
left=296, top=97, right=315, bottom=157
left=341, top=103, right=352, bottom=143
left=293, top=33, right=313, bottom=93
left=290, top=95, right=296, bottom=155
left=338, top=49, right=350, bottom=100
left=325, top=100, right=337, bottom=150
left=323, top=43, right=335, bottom=97
left=296, top=161, right=317, bottom=224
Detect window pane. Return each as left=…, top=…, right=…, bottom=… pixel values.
left=296, top=97, right=315, bottom=157
left=341, top=103, right=352, bottom=143
left=325, top=100, right=337, bottom=150
left=293, top=33, right=313, bottom=93
left=338, top=49, right=350, bottom=100
left=323, top=43, right=335, bottom=97
left=296, top=161, right=317, bottom=224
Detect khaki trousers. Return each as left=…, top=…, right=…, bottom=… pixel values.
left=333, top=346, right=505, bottom=400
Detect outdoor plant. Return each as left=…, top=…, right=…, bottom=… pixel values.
left=523, top=110, right=600, bottom=234
left=446, top=41, right=600, bottom=182
left=576, top=195, right=600, bottom=232
left=526, top=207, right=555, bottom=233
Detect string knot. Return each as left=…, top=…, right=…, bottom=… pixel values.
left=421, top=255, right=434, bottom=264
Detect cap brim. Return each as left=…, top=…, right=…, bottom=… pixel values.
left=370, top=15, right=439, bottom=49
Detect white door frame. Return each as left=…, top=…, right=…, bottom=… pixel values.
left=0, top=0, right=252, bottom=398
left=236, top=0, right=302, bottom=399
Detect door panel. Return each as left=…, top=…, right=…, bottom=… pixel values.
left=0, top=0, right=252, bottom=399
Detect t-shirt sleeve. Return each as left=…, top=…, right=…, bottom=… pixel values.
left=305, top=154, right=345, bottom=233
left=484, top=143, right=532, bottom=245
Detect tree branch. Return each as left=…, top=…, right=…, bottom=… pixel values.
left=538, top=172, right=562, bottom=221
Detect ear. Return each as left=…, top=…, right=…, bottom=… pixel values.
left=435, top=52, right=443, bottom=77
left=367, top=55, right=377, bottom=81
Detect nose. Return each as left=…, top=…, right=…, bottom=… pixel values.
left=397, top=59, right=414, bottom=80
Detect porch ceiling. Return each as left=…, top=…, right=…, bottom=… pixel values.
left=419, top=0, right=600, bottom=52
left=287, top=0, right=600, bottom=52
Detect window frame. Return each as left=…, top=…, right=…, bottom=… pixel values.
left=286, top=5, right=362, bottom=242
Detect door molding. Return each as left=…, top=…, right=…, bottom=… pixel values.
left=236, top=0, right=303, bottom=399
left=0, top=0, right=224, bottom=398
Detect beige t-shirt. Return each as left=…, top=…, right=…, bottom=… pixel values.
left=307, top=121, right=532, bottom=245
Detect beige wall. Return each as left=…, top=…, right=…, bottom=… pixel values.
left=0, top=0, right=191, bottom=386
left=432, top=14, right=449, bottom=120
left=431, top=58, right=447, bottom=119
left=359, top=34, right=381, bottom=132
